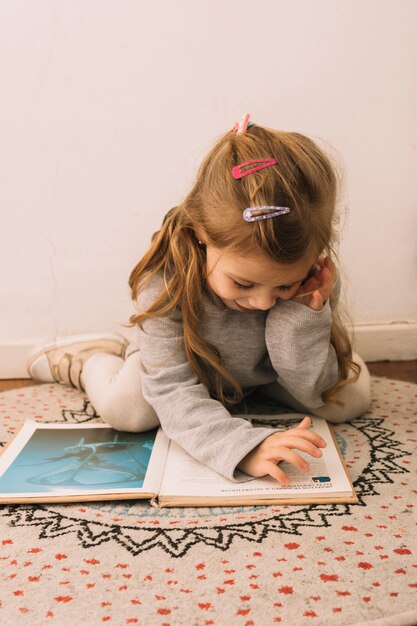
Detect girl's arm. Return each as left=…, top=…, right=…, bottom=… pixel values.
left=135, top=279, right=280, bottom=481
left=265, top=267, right=341, bottom=410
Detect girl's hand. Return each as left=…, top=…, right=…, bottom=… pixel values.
left=237, top=416, right=327, bottom=484
left=292, top=257, right=337, bottom=310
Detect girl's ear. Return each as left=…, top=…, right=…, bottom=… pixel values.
left=194, top=229, right=206, bottom=245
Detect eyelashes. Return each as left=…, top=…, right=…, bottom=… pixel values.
left=233, top=281, right=252, bottom=291
left=233, top=281, right=294, bottom=292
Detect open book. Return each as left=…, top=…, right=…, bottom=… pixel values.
left=0, top=416, right=357, bottom=507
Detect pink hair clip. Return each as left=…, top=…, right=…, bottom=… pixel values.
left=243, top=206, right=290, bottom=222
left=232, top=158, right=278, bottom=179
left=233, top=113, right=250, bottom=134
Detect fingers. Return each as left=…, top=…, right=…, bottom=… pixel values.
left=317, top=257, right=337, bottom=290
left=310, top=290, right=324, bottom=310
left=274, top=447, right=312, bottom=471
left=268, top=437, right=325, bottom=459
left=322, top=256, right=337, bottom=280
left=293, top=256, right=336, bottom=310
left=296, top=416, right=311, bottom=429
left=299, top=276, right=321, bottom=295
left=237, top=417, right=328, bottom=485
left=260, top=461, right=291, bottom=486
left=260, top=446, right=314, bottom=485
left=273, top=426, right=327, bottom=449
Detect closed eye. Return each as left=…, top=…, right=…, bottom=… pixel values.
left=235, top=281, right=296, bottom=292
left=233, top=281, right=253, bottom=291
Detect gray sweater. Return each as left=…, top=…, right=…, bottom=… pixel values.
left=136, top=274, right=339, bottom=481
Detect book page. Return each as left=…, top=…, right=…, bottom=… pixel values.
left=158, top=416, right=353, bottom=500
left=0, top=420, right=169, bottom=501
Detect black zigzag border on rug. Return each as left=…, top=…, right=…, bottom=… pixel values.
left=0, top=397, right=411, bottom=558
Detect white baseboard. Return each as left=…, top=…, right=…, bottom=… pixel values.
left=0, top=339, right=38, bottom=379
left=353, top=322, right=417, bottom=362
left=0, top=323, right=416, bottom=379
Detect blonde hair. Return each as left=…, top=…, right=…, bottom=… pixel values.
left=129, top=124, right=360, bottom=406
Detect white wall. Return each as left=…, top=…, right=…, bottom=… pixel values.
left=1, top=0, right=417, bottom=376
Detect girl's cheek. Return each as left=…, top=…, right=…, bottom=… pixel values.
left=279, top=286, right=300, bottom=300
left=279, top=292, right=294, bottom=301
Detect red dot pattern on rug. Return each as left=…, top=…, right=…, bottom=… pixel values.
left=0, top=378, right=416, bottom=625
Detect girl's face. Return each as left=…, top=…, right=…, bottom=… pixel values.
left=205, top=245, right=318, bottom=312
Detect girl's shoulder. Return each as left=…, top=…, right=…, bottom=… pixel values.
left=135, top=271, right=169, bottom=312
left=134, top=271, right=195, bottom=329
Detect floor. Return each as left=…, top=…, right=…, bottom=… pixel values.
left=364, top=359, right=417, bottom=383
left=0, top=361, right=416, bottom=392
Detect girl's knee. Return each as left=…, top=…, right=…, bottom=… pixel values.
left=313, top=360, right=371, bottom=424
left=320, top=377, right=371, bottom=424
left=323, top=394, right=370, bottom=424
left=96, top=395, right=160, bottom=432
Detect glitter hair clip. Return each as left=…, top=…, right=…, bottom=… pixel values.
left=232, top=157, right=278, bottom=179
left=242, top=206, right=291, bottom=222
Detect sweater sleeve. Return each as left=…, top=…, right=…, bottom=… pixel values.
left=265, top=297, right=339, bottom=410
left=135, top=278, right=277, bottom=481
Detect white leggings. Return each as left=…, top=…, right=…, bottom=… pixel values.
left=81, top=351, right=371, bottom=432
left=81, top=352, right=160, bottom=432
left=261, top=352, right=371, bottom=424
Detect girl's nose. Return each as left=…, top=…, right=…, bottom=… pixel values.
left=249, top=293, right=277, bottom=310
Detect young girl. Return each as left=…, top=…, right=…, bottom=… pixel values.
left=28, top=116, right=371, bottom=484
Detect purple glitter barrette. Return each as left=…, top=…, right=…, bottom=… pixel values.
left=242, top=206, right=291, bottom=222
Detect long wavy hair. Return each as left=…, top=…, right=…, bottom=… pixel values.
left=129, top=124, right=360, bottom=406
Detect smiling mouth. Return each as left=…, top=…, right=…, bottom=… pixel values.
left=235, top=302, right=255, bottom=312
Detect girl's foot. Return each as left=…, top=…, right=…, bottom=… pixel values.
left=27, top=333, right=128, bottom=390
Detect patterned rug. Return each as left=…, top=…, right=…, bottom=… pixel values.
left=0, top=378, right=416, bottom=626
